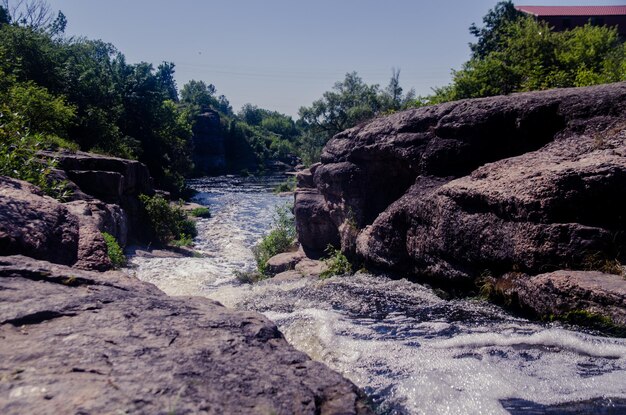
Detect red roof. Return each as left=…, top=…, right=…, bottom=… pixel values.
left=515, top=5, right=626, bottom=16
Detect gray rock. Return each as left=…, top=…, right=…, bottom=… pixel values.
left=266, top=250, right=305, bottom=276
left=0, top=177, right=79, bottom=266
left=495, top=270, right=626, bottom=328
left=0, top=177, right=129, bottom=271
left=299, top=83, right=626, bottom=283
left=0, top=255, right=372, bottom=415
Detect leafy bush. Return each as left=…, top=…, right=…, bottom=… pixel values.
left=102, top=232, right=125, bottom=268
left=170, top=233, right=194, bottom=247
left=253, top=203, right=295, bottom=274
left=190, top=206, right=211, bottom=218
left=139, top=194, right=197, bottom=245
left=320, top=245, right=352, bottom=279
left=0, top=106, right=71, bottom=199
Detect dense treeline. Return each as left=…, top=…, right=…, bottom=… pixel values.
left=3, top=0, right=625, bottom=195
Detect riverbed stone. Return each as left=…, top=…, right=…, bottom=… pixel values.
left=0, top=255, right=372, bottom=415
left=266, top=250, right=305, bottom=275
left=495, top=270, right=626, bottom=328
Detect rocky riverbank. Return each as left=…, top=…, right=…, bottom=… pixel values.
left=293, top=82, right=626, bottom=330
left=0, top=152, right=372, bottom=414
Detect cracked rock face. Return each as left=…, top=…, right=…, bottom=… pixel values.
left=0, top=177, right=115, bottom=271
left=296, top=83, right=626, bottom=283
left=0, top=256, right=372, bottom=415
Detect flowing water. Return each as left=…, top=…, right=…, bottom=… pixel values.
left=128, top=176, right=626, bottom=415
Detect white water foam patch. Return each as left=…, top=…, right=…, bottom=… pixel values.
left=252, top=277, right=626, bottom=414
left=128, top=177, right=626, bottom=414
left=433, top=329, right=626, bottom=359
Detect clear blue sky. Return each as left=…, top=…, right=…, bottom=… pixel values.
left=46, top=0, right=624, bottom=117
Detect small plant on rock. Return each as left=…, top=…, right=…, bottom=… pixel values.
left=190, top=206, right=211, bottom=218
left=320, top=245, right=352, bottom=279
left=102, top=232, right=125, bottom=268
left=253, top=202, right=296, bottom=275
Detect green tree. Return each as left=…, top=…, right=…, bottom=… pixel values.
left=469, top=0, right=524, bottom=59
left=433, top=16, right=626, bottom=102
left=299, top=71, right=381, bottom=138
left=180, top=79, right=218, bottom=110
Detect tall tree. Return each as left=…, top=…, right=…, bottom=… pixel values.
left=156, top=62, right=178, bottom=102
left=469, top=0, right=524, bottom=59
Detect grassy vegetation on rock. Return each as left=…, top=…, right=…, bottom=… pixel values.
left=102, top=232, right=125, bottom=268
left=253, top=203, right=296, bottom=275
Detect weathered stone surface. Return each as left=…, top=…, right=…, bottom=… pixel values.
left=295, top=190, right=340, bottom=256
left=495, top=270, right=626, bottom=327
left=0, top=177, right=79, bottom=266
left=40, top=150, right=155, bottom=243
left=299, top=83, right=626, bottom=285
left=0, top=177, right=130, bottom=271
left=0, top=255, right=372, bottom=415
left=357, top=130, right=626, bottom=282
left=40, top=150, right=154, bottom=201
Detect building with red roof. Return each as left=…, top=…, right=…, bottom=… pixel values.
left=515, top=5, right=626, bottom=36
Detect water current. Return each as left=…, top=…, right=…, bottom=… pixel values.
left=128, top=175, right=626, bottom=415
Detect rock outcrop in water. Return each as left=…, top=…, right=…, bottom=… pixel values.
left=295, top=82, right=626, bottom=325
left=192, top=110, right=228, bottom=175
left=0, top=255, right=371, bottom=414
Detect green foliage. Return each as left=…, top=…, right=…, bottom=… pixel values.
left=297, top=70, right=415, bottom=163
left=468, top=0, right=524, bottom=59
left=320, top=245, right=352, bottom=279
left=139, top=194, right=197, bottom=245
left=0, top=21, right=195, bottom=196
left=190, top=206, right=211, bottom=218
left=102, top=232, right=125, bottom=268
left=432, top=13, right=626, bottom=103
left=581, top=252, right=624, bottom=275
left=170, top=233, right=194, bottom=247
left=253, top=203, right=296, bottom=275
left=273, top=176, right=296, bottom=193
left=0, top=105, right=71, bottom=199
left=547, top=309, right=625, bottom=337
left=7, top=81, right=75, bottom=136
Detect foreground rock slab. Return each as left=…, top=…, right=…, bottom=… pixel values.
left=0, top=256, right=371, bottom=415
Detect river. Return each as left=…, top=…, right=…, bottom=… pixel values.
left=127, top=175, right=626, bottom=415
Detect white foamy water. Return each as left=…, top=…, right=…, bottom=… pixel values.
left=128, top=176, right=626, bottom=415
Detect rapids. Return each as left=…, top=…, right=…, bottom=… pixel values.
left=127, top=176, right=626, bottom=415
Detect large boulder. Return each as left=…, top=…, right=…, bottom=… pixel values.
left=40, top=150, right=154, bottom=202
left=0, top=177, right=118, bottom=271
left=494, top=270, right=626, bottom=329
left=297, top=83, right=626, bottom=285
left=40, top=150, right=154, bottom=243
left=0, top=177, right=79, bottom=267
left=0, top=255, right=372, bottom=415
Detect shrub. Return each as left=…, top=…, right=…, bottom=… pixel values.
left=190, top=206, right=211, bottom=218
left=320, top=245, right=352, bottom=279
left=0, top=107, right=72, bottom=200
left=139, top=194, right=197, bottom=245
left=253, top=203, right=295, bottom=274
left=273, top=176, right=296, bottom=193
left=102, top=232, right=125, bottom=268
